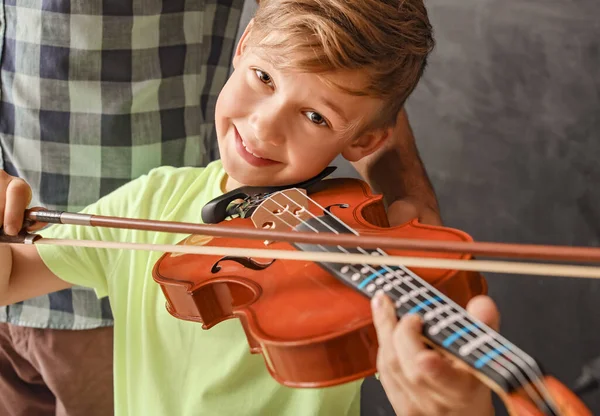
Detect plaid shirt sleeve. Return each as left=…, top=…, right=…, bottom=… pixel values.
left=0, top=0, right=244, bottom=329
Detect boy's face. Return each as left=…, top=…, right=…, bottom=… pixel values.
left=215, top=25, right=391, bottom=191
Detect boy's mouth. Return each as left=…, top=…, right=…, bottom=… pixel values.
left=234, top=126, right=279, bottom=167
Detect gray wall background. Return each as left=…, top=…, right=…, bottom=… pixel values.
left=237, top=1, right=600, bottom=414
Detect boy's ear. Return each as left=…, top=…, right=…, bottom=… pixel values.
left=232, top=19, right=254, bottom=69
left=341, top=127, right=392, bottom=162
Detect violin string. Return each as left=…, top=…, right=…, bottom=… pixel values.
left=298, top=192, right=562, bottom=411
left=279, top=192, right=559, bottom=411
left=253, top=197, right=532, bottom=394
left=260, top=191, right=554, bottom=411
left=212, top=190, right=549, bottom=409
left=259, top=195, right=543, bottom=403
left=287, top=191, right=561, bottom=411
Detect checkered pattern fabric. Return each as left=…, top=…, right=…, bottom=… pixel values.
left=0, top=0, right=244, bottom=329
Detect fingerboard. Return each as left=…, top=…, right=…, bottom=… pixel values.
left=293, top=215, right=555, bottom=414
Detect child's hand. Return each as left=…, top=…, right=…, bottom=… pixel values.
left=371, top=292, right=499, bottom=416
left=0, top=170, right=35, bottom=236
left=0, top=171, right=68, bottom=305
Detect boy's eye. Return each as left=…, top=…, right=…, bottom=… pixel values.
left=304, top=111, right=328, bottom=127
left=254, top=69, right=273, bottom=86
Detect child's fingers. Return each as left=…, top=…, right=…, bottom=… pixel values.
left=465, top=295, right=500, bottom=331
left=0, top=190, right=5, bottom=231
left=371, top=292, right=407, bottom=380
left=371, top=291, right=398, bottom=349
left=391, top=313, right=429, bottom=385
left=3, top=177, right=32, bottom=236
left=419, top=296, right=500, bottom=403
left=0, top=171, right=10, bottom=230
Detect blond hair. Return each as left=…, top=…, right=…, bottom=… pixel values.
left=247, top=0, right=434, bottom=130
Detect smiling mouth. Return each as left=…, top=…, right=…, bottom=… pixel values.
left=234, top=126, right=280, bottom=167
left=241, top=139, right=268, bottom=159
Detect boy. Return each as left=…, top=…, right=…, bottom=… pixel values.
left=0, top=0, right=497, bottom=414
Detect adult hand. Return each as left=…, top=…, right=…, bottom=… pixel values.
left=386, top=196, right=442, bottom=227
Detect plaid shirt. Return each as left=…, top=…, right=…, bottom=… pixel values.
left=0, top=0, right=244, bottom=329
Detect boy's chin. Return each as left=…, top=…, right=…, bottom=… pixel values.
left=222, top=157, right=331, bottom=189
left=227, top=171, right=285, bottom=188
left=222, top=161, right=278, bottom=189
left=224, top=165, right=312, bottom=189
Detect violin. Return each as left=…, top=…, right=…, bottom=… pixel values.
left=13, top=168, right=600, bottom=415
left=153, top=172, right=486, bottom=384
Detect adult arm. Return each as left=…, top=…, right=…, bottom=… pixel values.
left=351, top=109, right=442, bottom=227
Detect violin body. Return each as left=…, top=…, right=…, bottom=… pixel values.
left=152, top=177, right=487, bottom=387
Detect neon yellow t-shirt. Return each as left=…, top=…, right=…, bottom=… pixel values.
left=36, top=160, right=362, bottom=416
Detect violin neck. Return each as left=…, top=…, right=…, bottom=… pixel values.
left=293, top=216, right=560, bottom=415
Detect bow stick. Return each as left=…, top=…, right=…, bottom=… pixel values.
left=0, top=209, right=598, bottom=279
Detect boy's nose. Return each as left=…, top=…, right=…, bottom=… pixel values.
left=248, top=109, right=285, bottom=146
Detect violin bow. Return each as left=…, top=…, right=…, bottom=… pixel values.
left=0, top=209, right=599, bottom=279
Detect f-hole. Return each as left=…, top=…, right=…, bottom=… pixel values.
left=211, top=256, right=276, bottom=274
left=324, top=203, right=349, bottom=216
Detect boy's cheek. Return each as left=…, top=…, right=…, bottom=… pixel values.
left=291, top=146, right=336, bottom=169
left=216, top=82, right=239, bottom=114
left=217, top=92, right=247, bottom=121
left=219, top=75, right=253, bottom=107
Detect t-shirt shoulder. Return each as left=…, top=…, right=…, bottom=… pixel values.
left=34, top=160, right=225, bottom=298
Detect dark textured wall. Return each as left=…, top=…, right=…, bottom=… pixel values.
left=236, top=1, right=600, bottom=414
left=361, top=1, right=600, bottom=414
